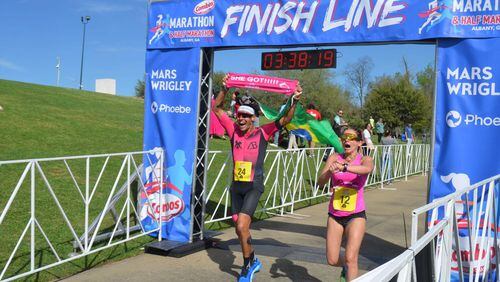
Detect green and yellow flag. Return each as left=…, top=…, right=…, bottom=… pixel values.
left=260, top=98, right=344, bottom=153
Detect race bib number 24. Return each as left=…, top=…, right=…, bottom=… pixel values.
left=234, top=161, right=252, bottom=182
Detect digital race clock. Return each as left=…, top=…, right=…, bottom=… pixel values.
left=261, top=49, right=337, bottom=71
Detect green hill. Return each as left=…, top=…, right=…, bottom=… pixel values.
left=0, top=80, right=148, bottom=280
left=0, top=79, right=144, bottom=160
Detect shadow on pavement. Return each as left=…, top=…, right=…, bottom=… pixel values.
left=253, top=219, right=326, bottom=238
left=360, top=232, right=406, bottom=265
left=254, top=218, right=406, bottom=267
left=206, top=243, right=239, bottom=278
left=269, top=258, right=322, bottom=282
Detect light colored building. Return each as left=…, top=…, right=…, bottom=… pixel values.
left=95, top=79, right=116, bottom=95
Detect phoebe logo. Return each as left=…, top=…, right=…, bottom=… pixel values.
left=446, top=110, right=462, bottom=128
left=151, top=101, right=159, bottom=114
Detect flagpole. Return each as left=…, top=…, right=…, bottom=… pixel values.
left=56, top=57, right=61, bottom=87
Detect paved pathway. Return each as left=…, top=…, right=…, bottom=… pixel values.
left=63, top=175, right=428, bottom=282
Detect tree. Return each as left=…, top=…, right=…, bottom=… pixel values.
left=363, top=74, right=432, bottom=134
left=401, top=56, right=412, bottom=85
left=211, top=71, right=226, bottom=93
left=135, top=79, right=145, bottom=99
left=343, top=56, right=373, bottom=112
left=416, top=64, right=435, bottom=99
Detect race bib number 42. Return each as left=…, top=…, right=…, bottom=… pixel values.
left=333, top=186, right=357, bottom=212
left=234, top=161, right=252, bottom=182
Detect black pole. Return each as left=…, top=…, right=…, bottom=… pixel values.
left=79, top=16, right=90, bottom=90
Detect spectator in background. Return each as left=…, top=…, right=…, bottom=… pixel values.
left=362, top=123, right=374, bottom=156
left=233, top=90, right=241, bottom=117
left=306, top=103, right=322, bottom=156
left=333, top=110, right=348, bottom=136
left=405, top=124, right=414, bottom=144
left=324, top=109, right=348, bottom=162
left=210, top=94, right=226, bottom=139
left=381, top=130, right=396, bottom=184
left=369, top=116, right=375, bottom=129
left=272, top=100, right=288, bottom=147
left=230, top=92, right=237, bottom=118
left=375, top=118, right=384, bottom=143
left=404, top=123, right=414, bottom=157
left=306, top=103, right=322, bottom=120
left=422, top=130, right=428, bottom=143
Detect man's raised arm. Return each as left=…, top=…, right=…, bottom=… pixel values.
left=212, top=75, right=228, bottom=118
left=279, top=83, right=302, bottom=127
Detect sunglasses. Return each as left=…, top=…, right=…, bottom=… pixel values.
left=237, top=113, right=253, bottom=119
left=341, top=133, right=359, bottom=141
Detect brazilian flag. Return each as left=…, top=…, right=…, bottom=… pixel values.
left=260, top=97, right=344, bottom=153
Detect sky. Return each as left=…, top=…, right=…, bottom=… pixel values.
left=0, top=0, right=435, bottom=97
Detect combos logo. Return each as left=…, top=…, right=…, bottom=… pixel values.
left=446, top=110, right=500, bottom=127
left=141, top=192, right=185, bottom=222
left=194, top=0, right=215, bottom=15
left=140, top=183, right=186, bottom=223
left=446, top=110, right=462, bottom=128
left=150, top=193, right=185, bottom=222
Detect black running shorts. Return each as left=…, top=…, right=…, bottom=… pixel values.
left=231, top=181, right=263, bottom=217
left=328, top=211, right=367, bottom=228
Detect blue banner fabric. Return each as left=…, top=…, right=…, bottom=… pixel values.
left=140, top=48, right=201, bottom=242
left=147, top=0, right=500, bottom=49
left=430, top=38, right=500, bottom=281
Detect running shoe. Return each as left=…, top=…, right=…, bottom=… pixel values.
left=238, top=257, right=262, bottom=282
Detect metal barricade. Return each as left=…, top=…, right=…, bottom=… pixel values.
left=355, top=174, right=500, bottom=282
left=204, top=144, right=430, bottom=224
left=0, top=149, right=163, bottom=281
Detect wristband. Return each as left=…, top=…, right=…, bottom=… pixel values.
left=342, top=163, right=348, bottom=172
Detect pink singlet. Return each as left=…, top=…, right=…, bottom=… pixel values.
left=218, top=112, right=278, bottom=190
left=328, top=154, right=368, bottom=217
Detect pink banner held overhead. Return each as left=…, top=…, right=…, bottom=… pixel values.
left=226, top=73, right=298, bottom=96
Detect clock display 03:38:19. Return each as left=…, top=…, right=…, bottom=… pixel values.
left=261, top=49, right=337, bottom=71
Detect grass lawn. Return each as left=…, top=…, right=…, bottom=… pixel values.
left=0, top=80, right=152, bottom=280
left=0, top=80, right=327, bottom=280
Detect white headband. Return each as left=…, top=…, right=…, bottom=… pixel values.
left=237, top=105, right=255, bottom=115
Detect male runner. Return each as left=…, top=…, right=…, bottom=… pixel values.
left=212, top=75, right=302, bottom=281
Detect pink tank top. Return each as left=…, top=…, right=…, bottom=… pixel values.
left=328, top=154, right=367, bottom=217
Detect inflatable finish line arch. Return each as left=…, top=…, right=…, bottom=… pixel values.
left=141, top=0, right=500, bottom=279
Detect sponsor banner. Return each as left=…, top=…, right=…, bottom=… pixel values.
left=226, top=73, right=298, bottom=95
left=140, top=48, right=201, bottom=242
left=147, top=0, right=500, bottom=49
left=430, top=38, right=500, bottom=281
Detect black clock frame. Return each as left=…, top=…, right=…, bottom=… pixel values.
left=261, top=49, right=337, bottom=71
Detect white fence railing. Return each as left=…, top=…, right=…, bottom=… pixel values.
left=0, top=144, right=428, bottom=281
left=204, top=143, right=430, bottom=224
left=0, top=149, right=164, bottom=282
left=355, top=174, right=500, bottom=282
